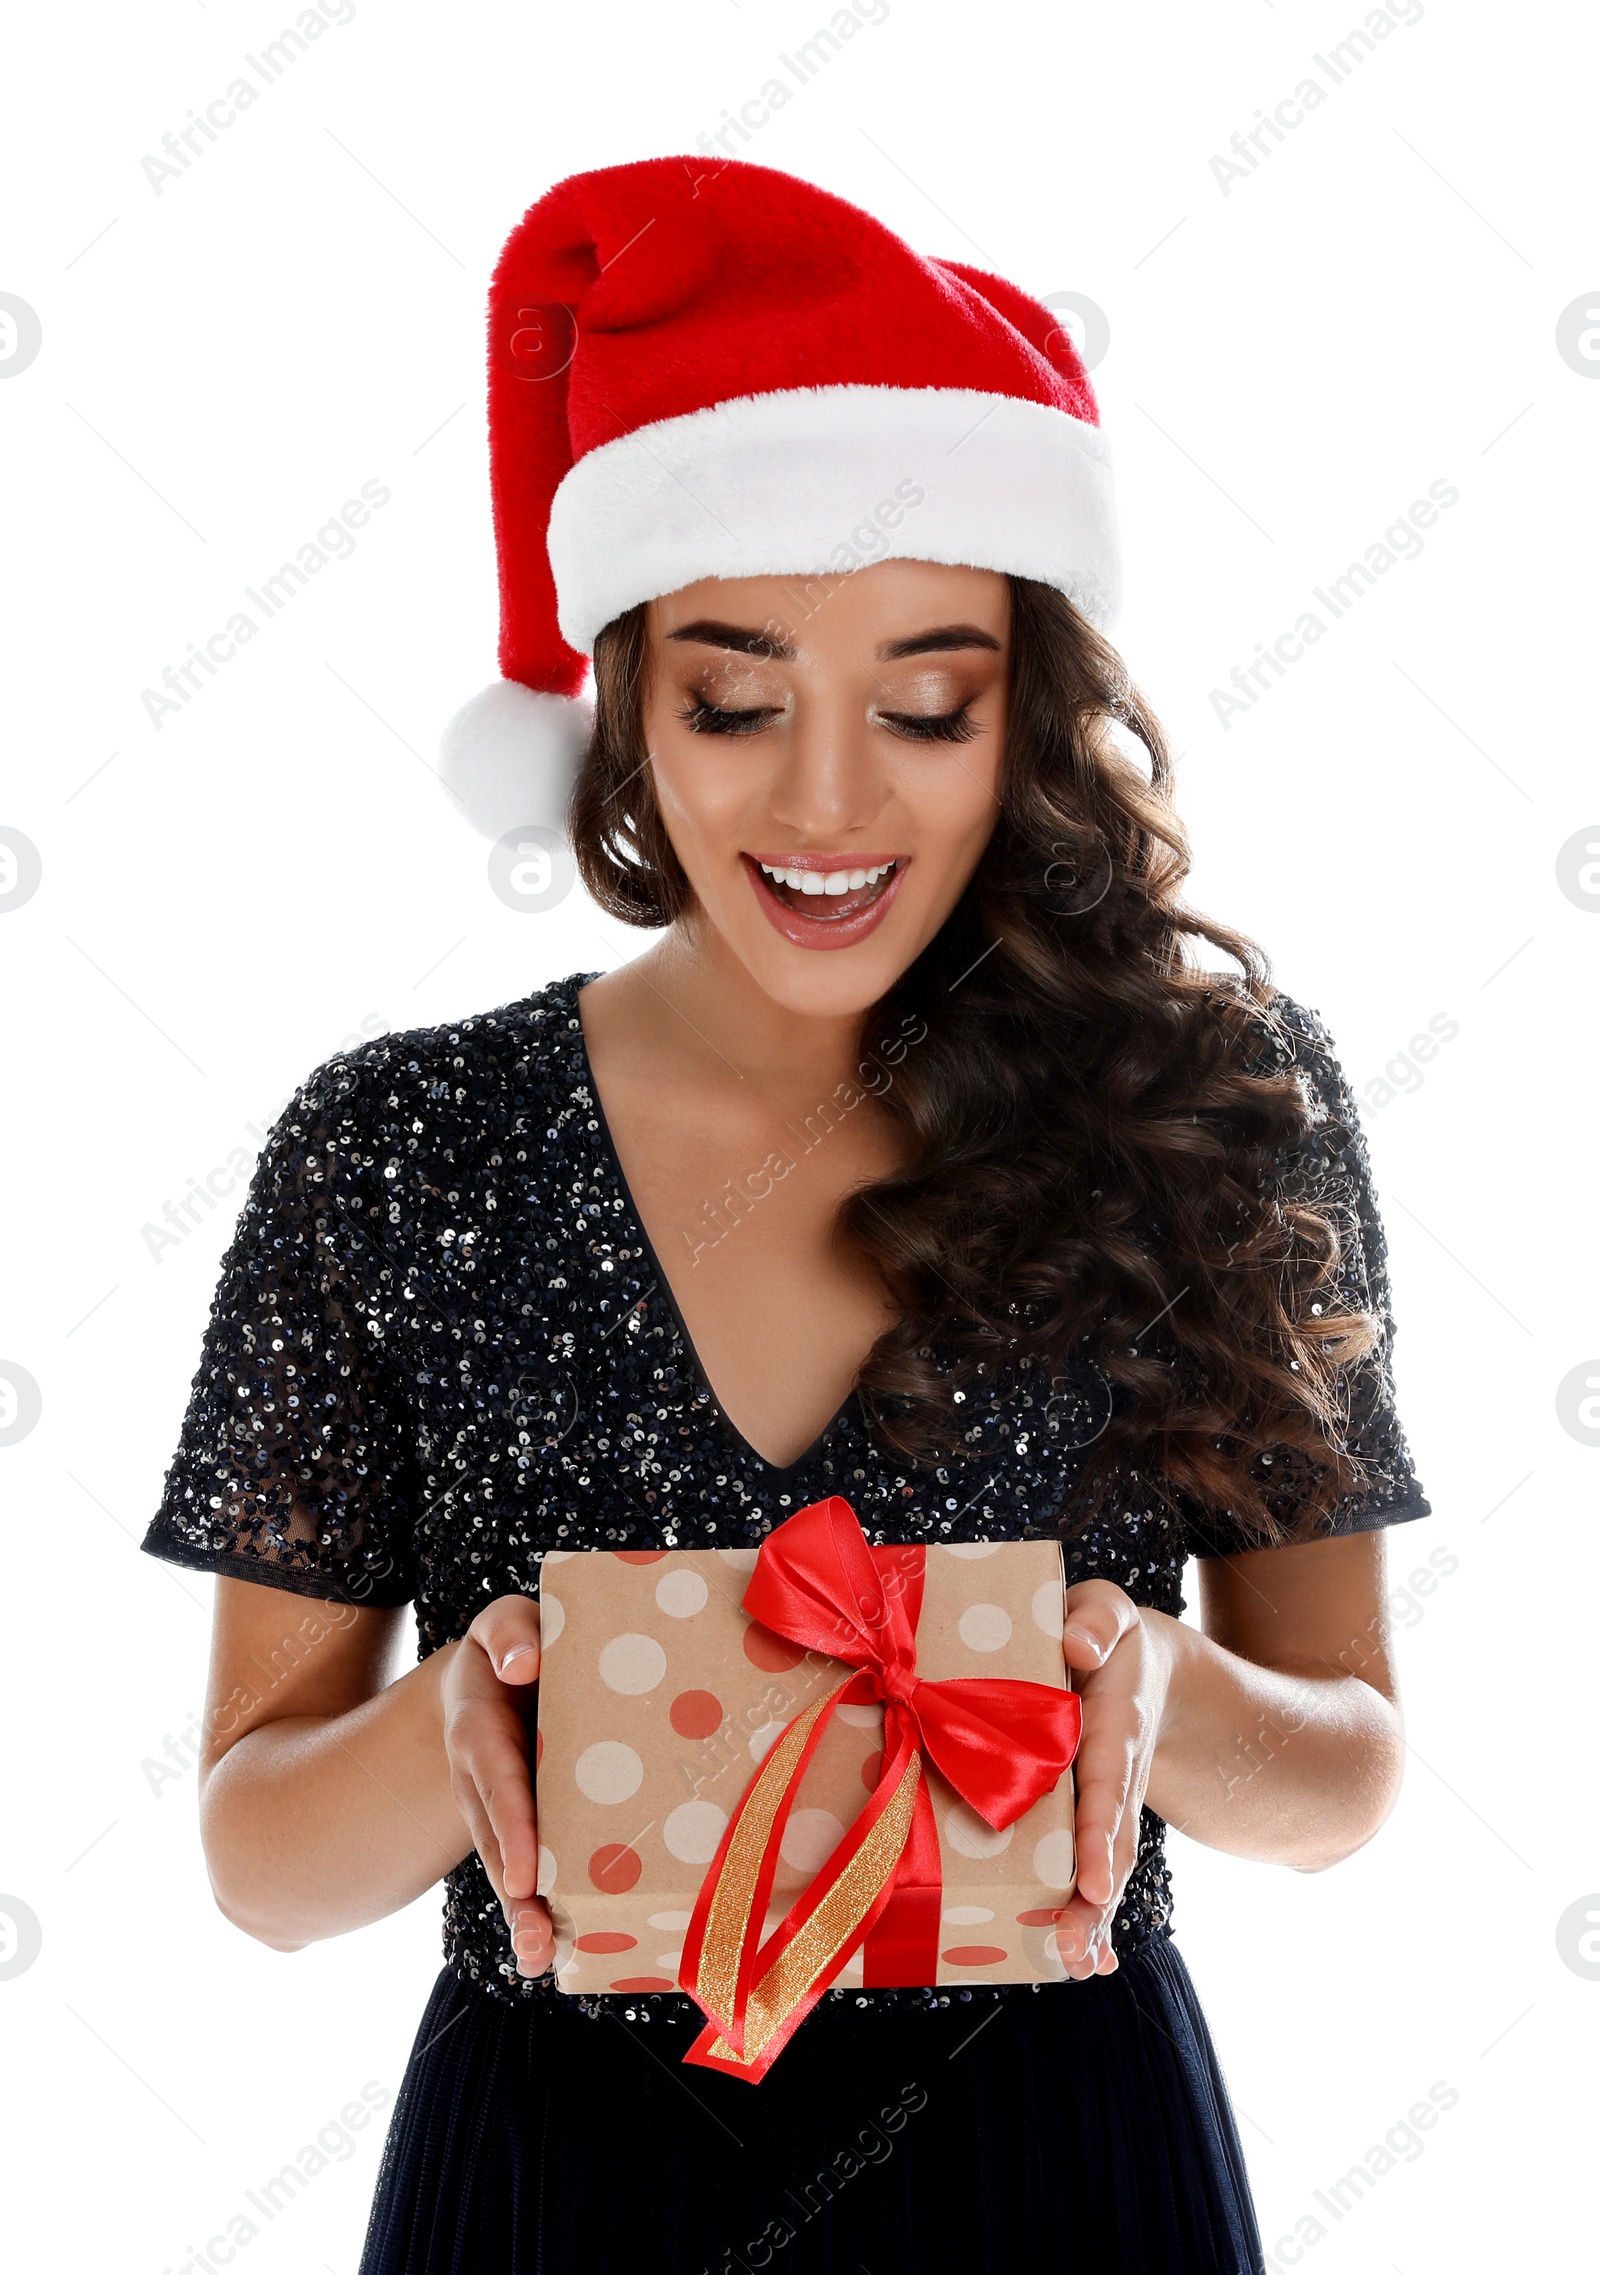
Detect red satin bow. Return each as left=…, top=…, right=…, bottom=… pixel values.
left=677, top=1496, right=1081, bottom=2081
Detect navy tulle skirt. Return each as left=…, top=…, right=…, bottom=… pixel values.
left=359, top=1937, right=1263, bottom=2274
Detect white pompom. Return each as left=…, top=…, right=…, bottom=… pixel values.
left=437, top=681, right=594, bottom=843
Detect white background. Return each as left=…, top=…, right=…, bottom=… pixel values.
left=2, top=1, right=1595, bottom=2269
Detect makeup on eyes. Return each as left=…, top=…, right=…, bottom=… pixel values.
left=679, top=658, right=786, bottom=707
left=869, top=666, right=989, bottom=742
left=674, top=664, right=992, bottom=739
left=680, top=697, right=980, bottom=743
left=875, top=665, right=978, bottom=712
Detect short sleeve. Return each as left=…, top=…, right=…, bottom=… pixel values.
left=1184, top=995, right=1433, bottom=1560
left=141, top=1057, right=419, bottom=1606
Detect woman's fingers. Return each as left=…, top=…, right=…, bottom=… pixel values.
left=454, top=1776, right=553, bottom=1975
left=1055, top=1704, right=1153, bottom=1975
left=1050, top=1891, right=1108, bottom=1978
left=445, top=1707, right=516, bottom=1890
left=1061, top=1582, right=1150, bottom=1909
left=442, top=1595, right=554, bottom=1974
left=508, top=1896, right=554, bottom=1976
left=468, top=1594, right=543, bottom=1685
left=1060, top=1577, right=1141, bottom=1677
left=452, top=1769, right=509, bottom=1904
left=448, top=1701, right=555, bottom=1973
left=1070, top=1689, right=1141, bottom=1908
left=457, top=1698, right=541, bottom=1901
left=1082, top=1797, right=1142, bottom=1977
left=1047, top=1580, right=1151, bottom=1977
left=452, top=1596, right=544, bottom=1897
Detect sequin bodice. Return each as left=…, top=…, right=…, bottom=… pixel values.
left=143, top=970, right=1429, bottom=2012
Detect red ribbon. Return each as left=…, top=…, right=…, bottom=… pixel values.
left=677, top=1496, right=1081, bottom=2081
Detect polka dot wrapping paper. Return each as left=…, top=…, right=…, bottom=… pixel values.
left=534, top=1538, right=1077, bottom=2000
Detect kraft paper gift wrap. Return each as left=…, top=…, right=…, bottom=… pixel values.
left=533, top=1536, right=1078, bottom=2000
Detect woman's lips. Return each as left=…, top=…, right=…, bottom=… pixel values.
left=741, top=853, right=907, bottom=952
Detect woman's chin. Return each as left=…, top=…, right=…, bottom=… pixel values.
left=719, top=916, right=918, bottom=1018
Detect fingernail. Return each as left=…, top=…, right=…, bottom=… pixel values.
left=1063, top=1624, right=1105, bottom=1659
left=498, top=1644, right=537, bottom=1676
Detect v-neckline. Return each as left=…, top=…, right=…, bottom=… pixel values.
left=565, top=972, right=860, bottom=1480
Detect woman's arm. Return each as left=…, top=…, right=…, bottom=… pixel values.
left=197, top=1578, right=554, bottom=1970
left=1050, top=1528, right=1405, bottom=1981
left=1164, top=1527, right=1403, bottom=1861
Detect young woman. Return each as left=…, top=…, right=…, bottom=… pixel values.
left=144, top=159, right=1430, bottom=2273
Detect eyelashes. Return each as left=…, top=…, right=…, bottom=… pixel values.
left=879, top=705, right=981, bottom=745
left=677, top=698, right=981, bottom=744
left=678, top=699, right=779, bottom=738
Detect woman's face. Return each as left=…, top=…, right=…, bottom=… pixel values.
left=640, top=559, right=1010, bottom=1017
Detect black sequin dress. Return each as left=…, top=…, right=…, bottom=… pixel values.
left=142, top=970, right=1430, bottom=2274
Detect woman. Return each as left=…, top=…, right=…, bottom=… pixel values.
left=143, top=158, right=1430, bottom=2272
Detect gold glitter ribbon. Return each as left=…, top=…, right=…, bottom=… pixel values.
left=691, top=1748, right=922, bottom=2075
left=693, top=1683, right=846, bottom=2039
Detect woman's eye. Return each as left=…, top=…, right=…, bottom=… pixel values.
left=677, top=698, right=979, bottom=742
left=878, top=705, right=980, bottom=745
left=678, top=700, right=781, bottom=737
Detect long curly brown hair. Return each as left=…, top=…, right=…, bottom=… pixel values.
left=569, top=577, right=1379, bottom=1545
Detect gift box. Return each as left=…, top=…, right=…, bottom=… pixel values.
left=534, top=1497, right=1081, bottom=2079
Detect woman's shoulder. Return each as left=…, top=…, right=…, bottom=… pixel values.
left=1194, top=969, right=1349, bottom=1101
left=1250, top=988, right=1361, bottom=1146
left=1208, top=991, right=1398, bottom=1314
left=1192, top=972, right=1371, bottom=1200
left=272, top=969, right=600, bottom=1161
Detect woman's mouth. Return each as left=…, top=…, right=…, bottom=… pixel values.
left=741, top=852, right=908, bottom=951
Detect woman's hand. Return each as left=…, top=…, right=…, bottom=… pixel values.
left=439, top=1594, right=554, bottom=1978
left=1052, top=1579, right=1177, bottom=1983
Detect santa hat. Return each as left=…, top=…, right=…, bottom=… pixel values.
left=440, top=154, right=1119, bottom=843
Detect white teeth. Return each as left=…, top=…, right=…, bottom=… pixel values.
left=758, top=859, right=895, bottom=893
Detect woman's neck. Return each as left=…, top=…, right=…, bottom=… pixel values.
left=579, top=922, right=879, bottom=1113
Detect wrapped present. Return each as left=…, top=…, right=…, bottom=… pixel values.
left=535, top=1496, right=1081, bottom=2081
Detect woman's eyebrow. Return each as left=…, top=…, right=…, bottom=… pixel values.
left=877, top=624, right=1003, bottom=660
left=664, top=619, right=1004, bottom=662
left=665, top=620, right=795, bottom=660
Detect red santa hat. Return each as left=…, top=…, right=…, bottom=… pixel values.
left=440, top=154, right=1119, bottom=841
